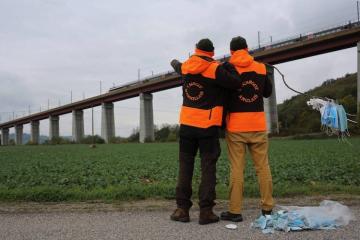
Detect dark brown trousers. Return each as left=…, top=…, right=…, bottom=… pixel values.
left=176, top=125, right=221, bottom=210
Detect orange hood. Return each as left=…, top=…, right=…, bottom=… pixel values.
left=182, top=55, right=214, bottom=75
left=229, top=49, right=254, bottom=67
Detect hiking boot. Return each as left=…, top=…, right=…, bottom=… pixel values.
left=170, top=208, right=190, bottom=222
left=220, top=211, right=243, bottom=222
left=199, top=209, right=219, bottom=225
left=262, top=209, right=272, bottom=216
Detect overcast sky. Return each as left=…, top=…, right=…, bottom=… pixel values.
left=0, top=0, right=358, bottom=137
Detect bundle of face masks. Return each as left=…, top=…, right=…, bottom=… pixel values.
left=251, top=200, right=355, bottom=234
left=307, top=98, right=356, bottom=139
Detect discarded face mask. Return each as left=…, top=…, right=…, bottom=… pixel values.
left=251, top=200, right=355, bottom=234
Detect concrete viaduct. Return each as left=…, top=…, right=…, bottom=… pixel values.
left=0, top=21, right=359, bottom=145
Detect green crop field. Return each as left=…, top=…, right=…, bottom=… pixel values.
left=0, top=138, right=359, bottom=202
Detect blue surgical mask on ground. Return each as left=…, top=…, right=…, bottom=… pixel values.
left=251, top=200, right=355, bottom=234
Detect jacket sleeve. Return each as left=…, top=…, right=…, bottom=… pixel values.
left=221, top=88, right=231, bottom=129
left=170, top=59, right=183, bottom=75
left=214, top=62, right=243, bottom=89
left=263, top=74, right=272, bottom=98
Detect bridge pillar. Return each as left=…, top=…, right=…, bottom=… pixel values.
left=15, top=124, right=23, bottom=145
left=1, top=128, right=9, bottom=146
left=139, top=93, right=154, bottom=143
left=264, top=65, right=279, bottom=134
left=101, top=102, right=115, bottom=143
left=30, top=120, right=40, bottom=144
left=357, top=42, right=360, bottom=126
left=49, top=116, right=60, bottom=140
left=72, top=110, right=84, bottom=143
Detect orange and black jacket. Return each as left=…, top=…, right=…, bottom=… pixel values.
left=171, top=49, right=243, bottom=129
left=224, top=49, right=272, bottom=132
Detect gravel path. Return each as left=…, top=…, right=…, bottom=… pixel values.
left=0, top=198, right=359, bottom=240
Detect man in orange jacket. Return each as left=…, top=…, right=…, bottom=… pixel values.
left=220, top=36, right=275, bottom=222
left=170, top=38, right=244, bottom=225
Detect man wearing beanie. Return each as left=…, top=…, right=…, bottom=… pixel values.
left=220, top=36, right=275, bottom=222
left=169, top=38, right=244, bottom=225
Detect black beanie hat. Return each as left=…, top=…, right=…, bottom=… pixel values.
left=196, top=38, right=214, bottom=52
left=230, top=36, right=248, bottom=51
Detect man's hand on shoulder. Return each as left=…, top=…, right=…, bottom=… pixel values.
left=221, top=61, right=237, bottom=74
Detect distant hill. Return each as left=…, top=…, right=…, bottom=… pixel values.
left=278, top=73, right=358, bottom=135
left=8, top=133, right=49, bottom=144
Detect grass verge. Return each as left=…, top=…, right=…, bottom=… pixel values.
left=1, top=182, right=359, bottom=202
